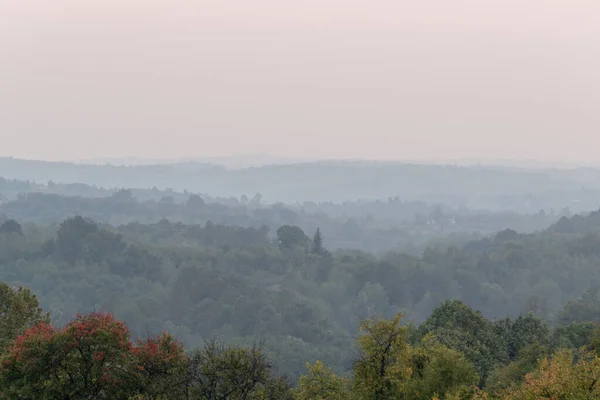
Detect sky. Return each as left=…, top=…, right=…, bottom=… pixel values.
left=1, top=0, right=600, bottom=163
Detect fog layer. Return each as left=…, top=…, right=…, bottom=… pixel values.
left=2, top=0, right=599, bottom=161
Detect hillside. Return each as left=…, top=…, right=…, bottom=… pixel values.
left=3, top=158, right=600, bottom=210
left=1, top=209, right=600, bottom=378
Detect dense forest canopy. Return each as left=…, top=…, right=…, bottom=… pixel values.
left=0, top=176, right=569, bottom=254
left=1, top=208, right=600, bottom=381
left=1, top=281, right=600, bottom=399
left=3, top=161, right=600, bottom=398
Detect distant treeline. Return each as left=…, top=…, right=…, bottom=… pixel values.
left=3, top=157, right=600, bottom=210
left=0, top=183, right=561, bottom=253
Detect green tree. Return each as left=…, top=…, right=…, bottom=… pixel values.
left=0, top=283, right=49, bottom=352
left=505, top=314, right=550, bottom=360
left=187, top=194, right=205, bottom=210
left=55, top=216, right=99, bottom=264
left=311, top=228, right=325, bottom=255
left=277, top=225, right=309, bottom=250
left=552, top=322, right=599, bottom=350
left=296, top=360, right=351, bottom=400
left=0, top=219, right=23, bottom=236
left=418, top=301, right=508, bottom=385
left=186, top=340, right=289, bottom=400
left=484, top=343, right=548, bottom=395
left=558, top=286, right=600, bottom=325
left=251, top=376, right=294, bottom=400
left=353, top=313, right=411, bottom=400
left=485, top=349, right=600, bottom=400
left=405, top=336, right=478, bottom=400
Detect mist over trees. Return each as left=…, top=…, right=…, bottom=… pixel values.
left=2, top=160, right=600, bottom=397
left=3, top=157, right=600, bottom=210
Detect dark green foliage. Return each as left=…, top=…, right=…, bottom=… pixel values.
left=0, top=219, right=23, bottom=236
left=187, top=194, right=206, bottom=209
left=311, top=228, right=324, bottom=255
left=558, top=286, right=600, bottom=325
left=1, top=203, right=600, bottom=380
left=277, top=225, right=310, bottom=250
left=484, top=343, right=548, bottom=394
left=5, top=160, right=600, bottom=395
left=494, top=314, right=550, bottom=360
left=418, top=301, right=509, bottom=383
left=0, top=183, right=562, bottom=253
left=55, top=216, right=101, bottom=263
left=552, top=322, right=599, bottom=350
left=0, top=284, right=49, bottom=352
left=551, top=210, right=600, bottom=234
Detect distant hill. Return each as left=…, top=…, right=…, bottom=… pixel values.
left=549, top=209, right=600, bottom=234
left=2, top=157, right=600, bottom=211
left=72, top=154, right=317, bottom=169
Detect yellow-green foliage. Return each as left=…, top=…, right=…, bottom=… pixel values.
left=353, top=313, right=412, bottom=399
left=336, top=314, right=477, bottom=400
left=476, top=349, right=600, bottom=399
left=296, top=360, right=352, bottom=400
left=404, top=335, right=478, bottom=400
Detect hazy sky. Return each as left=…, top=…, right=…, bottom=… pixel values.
left=2, top=0, right=599, bottom=162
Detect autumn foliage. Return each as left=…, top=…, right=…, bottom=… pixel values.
left=5, top=303, right=600, bottom=400
left=0, top=313, right=186, bottom=400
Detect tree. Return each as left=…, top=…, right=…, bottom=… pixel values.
left=0, top=313, right=187, bottom=400
left=296, top=361, right=351, bottom=400
left=186, top=340, right=289, bottom=400
left=0, top=284, right=49, bottom=352
left=55, top=216, right=99, bottom=264
left=0, top=219, right=23, bottom=236
left=353, top=313, right=411, bottom=400
left=251, top=193, right=263, bottom=206
left=405, top=336, right=478, bottom=400
left=418, top=301, right=508, bottom=384
left=187, top=194, right=205, bottom=209
left=494, top=349, right=600, bottom=399
left=159, top=196, right=176, bottom=217
left=276, top=225, right=309, bottom=250
left=0, top=313, right=134, bottom=399
left=311, top=228, right=325, bottom=255
left=552, top=321, right=599, bottom=351
left=504, top=314, right=550, bottom=360
left=130, top=332, right=189, bottom=399
left=484, top=343, right=548, bottom=395
left=558, top=287, right=600, bottom=325
left=252, top=376, right=294, bottom=400
left=112, top=189, right=134, bottom=201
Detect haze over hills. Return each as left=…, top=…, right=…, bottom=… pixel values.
left=4, top=0, right=600, bottom=397
left=2, top=156, right=600, bottom=212
left=71, top=154, right=318, bottom=168
left=49, top=154, right=600, bottom=170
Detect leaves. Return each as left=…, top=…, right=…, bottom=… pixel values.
left=296, top=361, right=351, bottom=400
left=187, top=340, right=283, bottom=400
left=0, top=284, right=49, bottom=353
left=353, top=313, right=411, bottom=399
left=0, top=313, right=187, bottom=400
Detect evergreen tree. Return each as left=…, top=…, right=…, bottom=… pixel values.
left=312, top=228, right=324, bottom=255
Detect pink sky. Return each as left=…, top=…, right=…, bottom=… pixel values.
left=2, top=0, right=600, bottom=162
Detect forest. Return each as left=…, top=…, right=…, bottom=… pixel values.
left=3, top=157, right=600, bottom=211
left=0, top=177, right=568, bottom=254
left=2, top=162, right=600, bottom=398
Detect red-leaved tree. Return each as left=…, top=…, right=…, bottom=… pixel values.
left=0, top=312, right=187, bottom=400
